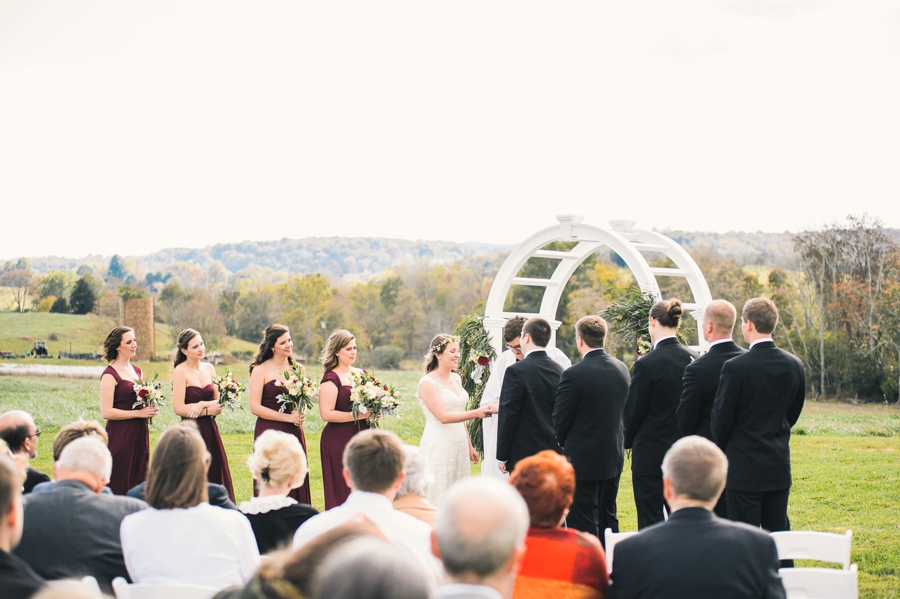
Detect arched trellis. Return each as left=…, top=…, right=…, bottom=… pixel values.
left=483, top=215, right=713, bottom=354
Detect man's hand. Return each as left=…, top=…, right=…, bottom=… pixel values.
left=498, top=461, right=508, bottom=474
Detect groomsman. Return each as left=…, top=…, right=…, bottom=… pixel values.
left=481, top=316, right=570, bottom=480
left=712, top=298, right=805, bottom=535
left=497, top=317, right=565, bottom=475
left=553, top=316, right=630, bottom=542
left=677, top=300, right=746, bottom=517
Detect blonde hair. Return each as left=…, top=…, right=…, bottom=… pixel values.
left=248, top=430, right=308, bottom=489
left=319, top=329, right=355, bottom=372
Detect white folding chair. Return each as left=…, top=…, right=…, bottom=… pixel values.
left=47, top=575, right=103, bottom=598
left=771, top=530, right=852, bottom=569
left=604, top=528, right=639, bottom=574
left=112, top=577, right=220, bottom=599
left=779, top=564, right=858, bottom=599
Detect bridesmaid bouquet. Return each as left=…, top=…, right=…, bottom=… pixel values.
left=349, top=369, right=400, bottom=428
left=132, top=372, right=165, bottom=426
left=213, top=367, right=244, bottom=412
left=274, top=362, right=318, bottom=414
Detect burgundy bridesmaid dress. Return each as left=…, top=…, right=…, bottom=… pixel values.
left=182, top=384, right=235, bottom=502
left=252, top=380, right=311, bottom=504
left=103, top=365, right=150, bottom=496
left=320, top=370, right=369, bottom=509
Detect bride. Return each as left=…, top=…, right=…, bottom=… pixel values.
left=417, top=334, right=495, bottom=504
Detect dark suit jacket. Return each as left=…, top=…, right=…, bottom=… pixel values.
left=15, top=479, right=146, bottom=588
left=607, top=507, right=786, bottom=599
left=23, top=468, right=51, bottom=494
left=554, top=348, right=630, bottom=481
left=0, top=549, right=45, bottom=599
left=497, top=350, right=565, bottom=470
left=623, top=338, right=698, bottom=475
left=677, top=340, right=747, bottom=440
left=711, top=341, right=805, bottom=491
left=127, top=481, right=237, bottom=510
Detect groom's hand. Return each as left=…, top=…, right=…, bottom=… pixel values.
left=498, top=461, right=507, bottom=474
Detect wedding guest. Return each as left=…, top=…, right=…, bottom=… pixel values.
left=0, top=410, right=49, bottom=493
left=172, top=328, right=235, bottom=502
left=553, top=315, right=630, bottom=543
left=240, top=430, right=318, bottom=554
left=249, top=325, right=311, bottom=504
left=607, top=436, right=786, bottom=599
left=623, top=299, right=698, bottom=529
left=497, top=317, right=565, bottom=475
left=0, top=454, right=45, bottom=599
left=313, top=536, right=430, bottom=599
left=294, top=429, right=441, bottom=589
left=481, top=316, right=571, bottom=480
left=417, top=334, right=494, bottom=504
left=14, top=437, right=146, bottom=590
left=125, top=479, right=236, bottom=510
left=432, top=477, right=530, bottom=599
left=509, top=451, right=608, bottom=599
left=30, top=419, right=110, bottom=494
left=712, top=298, right=805, bottom=540
left=393, top=445, right=438, bottom=527
left=677, top=299, right=746, bottom=518
left=120, top=422, right=259, bottom=587
left=100, top=326, right=157, bottom=495
left=318, top=329, right=368, bottom=509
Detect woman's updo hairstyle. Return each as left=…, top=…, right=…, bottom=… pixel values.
left=649, top=298, right=684, bottom=329
left=250, top=324, right=294, bottom=374
left=102, top=326, right=135, bottom=362
left=247, top=430, right=308, bottom=489
left=319, top=329, right=355, bottom=373
left=173, top=328, right=200, bottom=369
left=424, top=334, right=456, bottom=373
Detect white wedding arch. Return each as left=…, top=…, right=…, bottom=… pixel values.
left=482, top=214, right=713, bottom=354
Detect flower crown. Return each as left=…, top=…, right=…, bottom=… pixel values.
left=428, top=335, right=459, bottom=357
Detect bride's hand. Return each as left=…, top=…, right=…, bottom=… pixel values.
left=469, top=445, right=480, bottom=464
left=473, top=406, right=493, bottom=419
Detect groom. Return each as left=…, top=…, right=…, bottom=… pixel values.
left=496, top=317, right=565, bottom=475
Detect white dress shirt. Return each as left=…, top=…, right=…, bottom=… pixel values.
left=120, top=502, right=260, bottom=587
left=652, top=334, right=678, bottom=350
left=750, top=338, right=775, bottom=349
left=293, top=491, right=443, bottom=588
left=434, top=583, right=505, bottom=599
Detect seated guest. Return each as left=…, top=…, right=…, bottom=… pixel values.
left=0, top=410, right=50, bottom=494
left=432, top=477, right=530, bottom=599
left=510, top=450, right=608, bottom=599
left=293, top=429, right=441, bottom=588
left=31, top=420, right=110, bottom=494
left=312, top=536, right=430, bottom=599
left=240, top=430, right=318, bottom=554
left=393, top=445, right=437, bottom=527
left=126, top=480, right=236, bottom=509
left=0, top=454, right=45, bottom=599
left=120, top=422, right=260, bottom=587
left=607, top=436, right=786, bottom=599
left=13, top=437, right=146, bottom=589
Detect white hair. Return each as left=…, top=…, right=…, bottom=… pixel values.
left=57, top=437, right=112, bottom=481
left=395, top=445, right=433, bottom=499
left=313, top=536, right=429, bottom=599
left=435, top=477, right=529, bottom=578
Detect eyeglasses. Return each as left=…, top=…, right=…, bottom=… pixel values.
left=507, top=344, right=522, bottom=351
left=31, top=428, right=41, bottom=438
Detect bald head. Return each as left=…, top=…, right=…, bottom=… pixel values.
left=702, top=300, right=737, bottom=342
left=0, top=410, right=38, bottom=458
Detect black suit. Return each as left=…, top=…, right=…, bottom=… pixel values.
left=0, top=549, right=45, bottom=599
left=553, top=348, right=630, bottom=540
left=623, top=337, right=698, bottom=529
left=126, top=481, right=237, bottom=510
left=23, top=467, right=51, bottom=495
left=607, top=507, right=786, bottom=599
left=677, top=339, right=746, bottom=517
left=711, top=340, right=805, bottom=533
left=497, top=349, right=564, bottom=471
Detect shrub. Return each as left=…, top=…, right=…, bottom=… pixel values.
left=365, top=345, right=405, bottom=370
left=50, top=297, right=69, bottom=314
left=36, top=296, right=56, bottom=313
left=70, top=276, right=97, bottom=315
left=48, top=332, right=59, bottom=341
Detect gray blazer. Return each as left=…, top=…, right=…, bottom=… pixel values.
left=14, top=479, right=146, bottom=588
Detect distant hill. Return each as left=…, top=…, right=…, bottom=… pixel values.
left=658, top=229, right=797, bottom=265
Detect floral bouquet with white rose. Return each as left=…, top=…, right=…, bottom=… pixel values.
left=274, top=362, right=318, bottom=413
left=213, top=367, right=244, bottom=412
left=132, top=371, right=165, bottom=426
left=349, top=369, right=400, bottom=428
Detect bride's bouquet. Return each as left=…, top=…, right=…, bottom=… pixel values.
left=213, top=367, right=244, bottom=412
left=349, top=369, right=400, bottom=428
left=132, top=372, right=165, bottom=425
left=274, top=362, right=318, bottom=414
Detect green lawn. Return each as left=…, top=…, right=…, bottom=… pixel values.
left=0, top=371, right=897, bottom=597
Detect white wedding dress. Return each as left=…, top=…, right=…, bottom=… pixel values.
left=417, top=374, right=470, bottom=505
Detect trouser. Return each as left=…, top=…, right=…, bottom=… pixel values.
left=567, top=475, right=621, bottom=546
left=727, top=487, right=793, bottom=567
left=713, top=492, right=728, bottom=519
left=632, top=473, right=668, bottom=530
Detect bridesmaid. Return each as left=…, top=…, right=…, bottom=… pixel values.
left=318, top=329, right=369, bottom=510
left=100, top=326, right=157, bottom=495
left=248, top=324, right=311, bottom=504
left=172, top=328, right=235, bottom=502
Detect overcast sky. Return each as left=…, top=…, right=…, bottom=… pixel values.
left=2, top=1, right=899, bottom=260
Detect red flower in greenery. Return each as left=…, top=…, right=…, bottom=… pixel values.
left=478, top=356, right=490, bottom=366
left=138, top=388, right=149, bottom=398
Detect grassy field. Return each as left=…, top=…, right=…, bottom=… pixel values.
left=0, top=370, right=898, bottom=597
